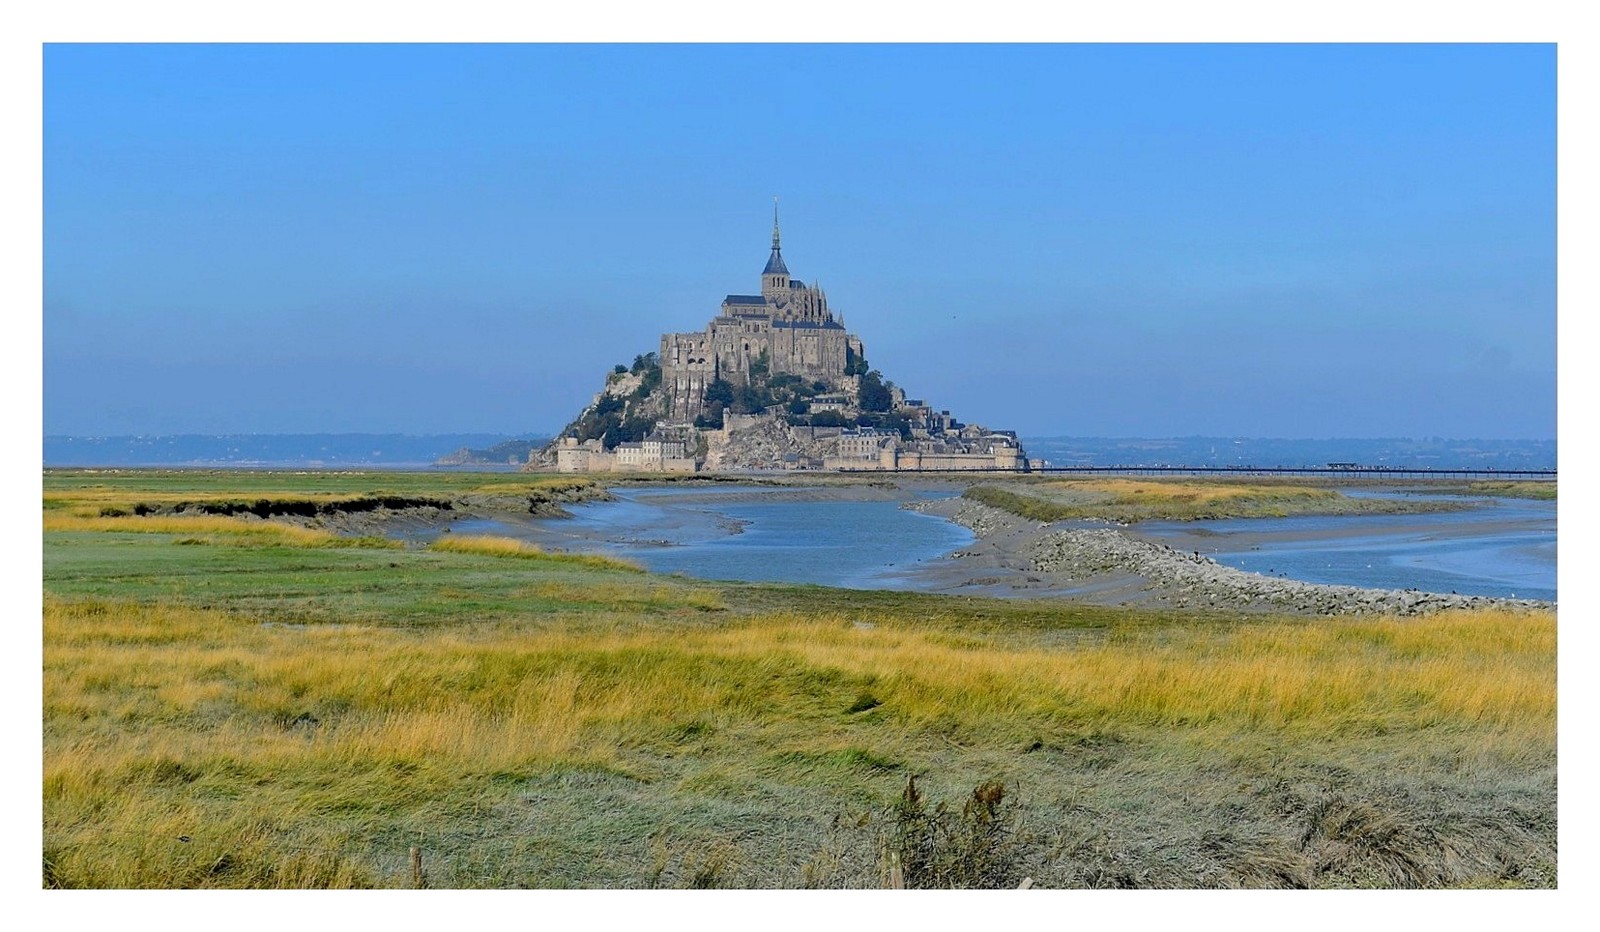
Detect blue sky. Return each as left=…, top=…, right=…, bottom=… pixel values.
left=43, top=43, right=1556, bottom=438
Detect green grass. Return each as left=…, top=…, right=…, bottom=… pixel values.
left=965, top=477, right=1475, bottom=523
left=1462, top=480, right=1557, bottom=501
left=40, top=469, right=1557, bottom=889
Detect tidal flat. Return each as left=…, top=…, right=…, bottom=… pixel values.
left=41, top=469, right=1556, bottom=888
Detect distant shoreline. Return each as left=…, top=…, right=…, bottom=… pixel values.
left=43, top=433, right=1556, bottom=472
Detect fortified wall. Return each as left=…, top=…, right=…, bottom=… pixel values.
left=555, top=436, right=696, bottom=474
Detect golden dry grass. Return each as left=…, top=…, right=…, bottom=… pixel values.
left=965, top=477, right=1429, bottom=522
left=427, top=534, right=641, bottom=571
left=1056, top=478, right=1339, bottom=506
left=43, top=596, right=1554, bottom=887
left=43, top=600, right=1555, bottom=756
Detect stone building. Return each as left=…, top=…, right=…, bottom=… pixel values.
left=661, top=204, right=865, bottom=417
left=835, top=428, right=893, bottom=460
left=555, top=435, right=695, bottom=473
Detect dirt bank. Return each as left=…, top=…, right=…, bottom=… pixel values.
left=166, top=484, right=620, bottom=537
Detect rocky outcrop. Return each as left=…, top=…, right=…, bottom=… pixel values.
left=704, top=416, right=832, bottom=472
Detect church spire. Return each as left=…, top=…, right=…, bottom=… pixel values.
left=762, top=195, right=789, bottom=278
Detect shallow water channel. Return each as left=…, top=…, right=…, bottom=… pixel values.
left=432, top=485, right=1555, bottom=600
left=445, top=486, right=977, bottom=589
left=1133, top=491, right=1556, bottom=601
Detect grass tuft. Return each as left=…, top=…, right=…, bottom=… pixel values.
left=426, top=534, right=642, bottom=572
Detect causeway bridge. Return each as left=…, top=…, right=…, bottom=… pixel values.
left=1024, top=465, right=1555, bottom=480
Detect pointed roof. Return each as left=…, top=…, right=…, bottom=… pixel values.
left=764, top=196, right=789, bottom=276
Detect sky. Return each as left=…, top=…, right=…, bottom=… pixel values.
left=42, top=43, right=1557, bottom=439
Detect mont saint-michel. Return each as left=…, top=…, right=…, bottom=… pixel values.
left=539, top=205, right=1028, bottom=473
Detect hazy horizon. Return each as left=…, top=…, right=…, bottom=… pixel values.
left=41, top=429, right=1560, bottom=443
left=45, top=44, right=1556, bottom=440
left=42, top=433, right=1557, bottom=472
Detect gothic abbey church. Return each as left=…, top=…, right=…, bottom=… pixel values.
left=660, top=204, right=865, bottom=417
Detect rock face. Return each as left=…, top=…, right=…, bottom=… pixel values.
left=703, top=417, right=832, bottom=472
left=924, top=498, right=1552, bottom=617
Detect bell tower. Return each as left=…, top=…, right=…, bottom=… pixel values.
left=761, top=196, right=790, bottom=302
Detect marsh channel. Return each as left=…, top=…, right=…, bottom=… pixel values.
left=402, top=484, right=1555, bottom=602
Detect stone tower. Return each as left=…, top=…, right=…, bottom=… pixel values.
left=761, top=197, right=789, bottom=304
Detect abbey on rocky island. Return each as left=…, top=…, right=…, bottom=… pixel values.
left=545, top=203, right=1029, bottom=473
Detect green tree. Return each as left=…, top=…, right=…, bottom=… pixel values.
left=733, top=381, right=777, bottom=414
left=702, top=378, right=735, bottom=409
left=694, top=403, right=725, bottom=430
left=859, top=370, right=893, bottom=412
left=845, top=345, right=869, bottom=377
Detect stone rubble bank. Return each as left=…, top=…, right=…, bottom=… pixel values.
left=920, top=498, right=1551, bottom=616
